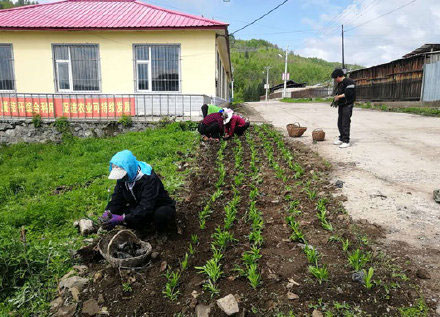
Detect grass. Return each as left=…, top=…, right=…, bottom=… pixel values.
left=0, top=122, right=198, bottom=315
left=281, top=97, right=333, bottom=103
left=355, top=102, right=440, bottom=117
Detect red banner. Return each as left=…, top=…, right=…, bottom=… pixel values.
left=0, top=96, right=136, bottom=118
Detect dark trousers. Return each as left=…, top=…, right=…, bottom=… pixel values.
left=127, top=205, right=176, bottom=232
left=201, top=104, right=208, bottom=118
left=198, top=122, right=222, bottom=139
left=338, top=105, right=353, bottom=143
left=235, top=121, right=250, bottom=136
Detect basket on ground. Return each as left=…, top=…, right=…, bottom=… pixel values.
left=98, top=230, right=152, bottom=268
left=286, top=122, right=307, bottom=137
left=312, top=128, right=326, bottom=141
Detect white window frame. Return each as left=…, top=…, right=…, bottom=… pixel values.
left=52, top=44, right=101, bottom=93
left=133, top=44, right=181, bottom=93
left=0, top=44, right=16, bottom=92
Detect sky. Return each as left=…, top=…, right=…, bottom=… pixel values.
left=143, top=0, right=440, bottom=67
left=35, top=0, right=440, bottom=67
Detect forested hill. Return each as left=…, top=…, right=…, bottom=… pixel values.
left=231, top=39, right=362, bottom=102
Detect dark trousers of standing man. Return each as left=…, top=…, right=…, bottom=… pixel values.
left=338, top=104, right=353, bottom=143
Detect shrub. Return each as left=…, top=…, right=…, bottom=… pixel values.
left=118, top=115, right=133, bottom=128
left=32, top=114, right=42, bottom=128
left=53, top=117, right=70, bottom=134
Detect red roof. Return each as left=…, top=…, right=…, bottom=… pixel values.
left=0, top=0, right=228, bottom=30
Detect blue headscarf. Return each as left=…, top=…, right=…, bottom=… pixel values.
left=109, top=150, right=152, bottom=182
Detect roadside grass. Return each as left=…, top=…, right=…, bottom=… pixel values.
left=280, top=97, right=332, bottom=103
left=0, top=122, right=198, bottom=315
left=355, top=102, right=440, bottom=117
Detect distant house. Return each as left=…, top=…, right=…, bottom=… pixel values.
left=0, top=0, right=232, bottom=119
left=349, top=44, right=440, bottom=102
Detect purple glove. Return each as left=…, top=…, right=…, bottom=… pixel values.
left=102, top=214, right=124, bottom=230
left=99, top=211, right=112, bottom=223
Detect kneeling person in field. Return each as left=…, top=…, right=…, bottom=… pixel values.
left=223, top=112, right=250, bottom=139
left=100, top=150, right=176, bottom=233
left=197, top=111, right=224, bottom=141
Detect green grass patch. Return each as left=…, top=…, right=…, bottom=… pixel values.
left=280, top=97, right=332, bottom=103
left=0, top=122, right=198, bottom=316
left=356, top=102, right=440, bottom=117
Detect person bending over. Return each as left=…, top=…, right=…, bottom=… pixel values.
left=201, top=104, right=222, bottom=118
left=197, top=111, right=224, bottom=141
left=223, top=112, right=250, bottom=139
left=100, top=150, right=176, bottom=232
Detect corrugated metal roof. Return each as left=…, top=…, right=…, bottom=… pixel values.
left=0, top=0, right=228, bottom=30
left=403, top=44, right=440, bottom=59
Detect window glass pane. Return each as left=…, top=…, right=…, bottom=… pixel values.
left=70, top=45, right=99, bottom=91
left=136, top=46, right=149, bottom=61
left=54, top=45, right=69, bottom=60
left=0, top=45, right=15, bottom=90
left=137, top=63, right=149, bottom=90
left=57, top=62, right=70, bottom=90
left=151, top=45, right=179, bottom=91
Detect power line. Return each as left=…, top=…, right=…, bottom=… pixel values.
left=345, top=0, right=417, bottom=32
left=231, top=0, right=290, bottom=35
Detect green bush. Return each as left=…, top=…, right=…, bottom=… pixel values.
left=53, top=117, right=70, bottom=134
left=0, top=123, right=197, bottom=315
left=31, top=114, right=42, bottom=128
left=118, top=115, right=133, bottom=128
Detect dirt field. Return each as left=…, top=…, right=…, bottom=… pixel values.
left=74, top=125, right=430, bottom=316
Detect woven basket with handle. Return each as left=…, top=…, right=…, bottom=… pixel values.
left=286, top=122, right=307, bottom=137
left=98, top=230, right=152, bottom=268
left=312, top=128, right=326, bottom=141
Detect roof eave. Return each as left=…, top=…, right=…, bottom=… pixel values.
left=0, top=25, right=227, bottom=31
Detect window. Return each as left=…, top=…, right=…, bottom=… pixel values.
left=53, top=45, right=100, bottom=92
left=134, top=45, right=180, bottom=92
left=0, top=44, right=15, bottom=91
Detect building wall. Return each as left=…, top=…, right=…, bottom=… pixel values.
left=0, top=29, right=220, bottom=96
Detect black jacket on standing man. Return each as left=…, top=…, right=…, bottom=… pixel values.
left=335, top=77, right=356, bottom=106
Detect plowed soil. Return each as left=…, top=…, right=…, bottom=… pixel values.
left=80, top=126, right=429, bottom=316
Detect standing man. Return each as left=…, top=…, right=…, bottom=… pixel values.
left=331, top=69, right=356, bottom=148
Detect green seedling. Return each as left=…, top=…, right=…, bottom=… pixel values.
left=249, top=230, right=264, bottom=246
left=188, top=243, right=195, bottom=256
left=180, top=253, right=189, bottom=271
left=241, top=247, right=262, bottom=266
left=304, top=245, right=319, bottom=266
left=348, top=249, right=370, bottom=271
left=212, top=228, right=237, bottom=250
left=247, top=263, right=261, bottom=289
left=122, top=282, right=132, bottom=293
left=195, top=257, right=223, bottom=283
left=363, top=267, right=374, bottom=289
left=308, top=265, right=328, bottom=284
left=191, top=234, right=199, bottom=245
left=328, top=235, right=341, bottom=243
left=305, top=188, right=317, bottom=200
left=202, top=280, right=220, bottom=297
left=163, top=270, right=181, bottom=301
left=342, top=239, right=350, bottom=252
left=321, top=220, right=334, bottom=232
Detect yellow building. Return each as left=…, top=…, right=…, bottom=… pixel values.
left=0, top=0, right=232, bottom=118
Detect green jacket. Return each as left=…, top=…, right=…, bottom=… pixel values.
left=207, top=104, right=222, bottom=115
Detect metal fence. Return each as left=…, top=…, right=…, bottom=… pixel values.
left=0, top=93, right=211, bottom=120
left=422, top=61, right=440, bottom=102
left=260, top=87, right=332, bottom=101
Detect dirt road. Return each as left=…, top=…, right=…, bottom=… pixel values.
left=244, top=100, right=440, bottom=304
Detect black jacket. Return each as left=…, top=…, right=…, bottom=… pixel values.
left=105, top=171, right=175, bottom=227
left=336, top=77, right=356, bottom=106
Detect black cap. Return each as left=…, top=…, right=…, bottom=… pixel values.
left=331, top=68, right=345, bottom=79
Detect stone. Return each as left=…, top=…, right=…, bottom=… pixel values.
left=82, top=299, right=100, bottom=316
left=191, top=290, right=200, bottom=299
left=287, top=292, right=299, bottom=300
left=73, top=221, right=79, bottom=228
left=190, top=297, right=198, bottom=309
left=59, top=276, right=89, bottom=293
left=352, top=271, right=365, bottom=284
left=100, top=307, right=110, bottom=316
left=93, top=271, right=103, bottom=283
left=195, top=304, right=212, bottom=317
left=268, top=273, right=281, bottom=282
left=73, top=265, right=88, bottom=276
left=312, top=310, right=324, bottom=317
left=335, top=180, right=344, bottom=188
left=434, top=190, right=440, bottom=203
left=55, top=304, right=77, bottom=317
left=286, top=278, right=300, bottom=288
left=70, top=287, right=80, bottom=302
left=98, top=294, right=105, bottom=304
left=50, top=297, right=64, bottom=311
left=160, top=261, right=168, bottom=272
left=216, top=294, right=239, bottom=316
left=435, top=304, right=440, bottom=315
left=416, top=268, right=431, bottom=280
left=78, top=219, right=96, bottom=236
left=151, top=251, right=160, bottom=260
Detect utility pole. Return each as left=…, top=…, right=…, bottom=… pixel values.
left=231, top=66, right=234, bottom=102
left=265, top=66, right=271, bottom=102
left=342, top=25, right=345, bottom=73
left=283, top=46, right=289, bottom=98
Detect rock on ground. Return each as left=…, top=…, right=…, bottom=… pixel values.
left=434, top=190, right=440, bottom=203
left=55, top=304, right=77, bottom=317
left=50, top=297, right=64, bottom=311
left=58, top=276, right=89, bottom=294
left=216, top=294, right=239, bottom=316
left=195, top=304, right=212, bottom=317
left=312, top=310, right=324, bottom=317
left=82, top=299, right=100, bottom=316
left=78, top=219, right=96, bottom=236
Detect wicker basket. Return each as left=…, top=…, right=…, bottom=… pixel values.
left=98, top=230, right=152, bottom=268
left=312, top=128, right=326, bottom=141
left=286, top=122, right=307, bottom=137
